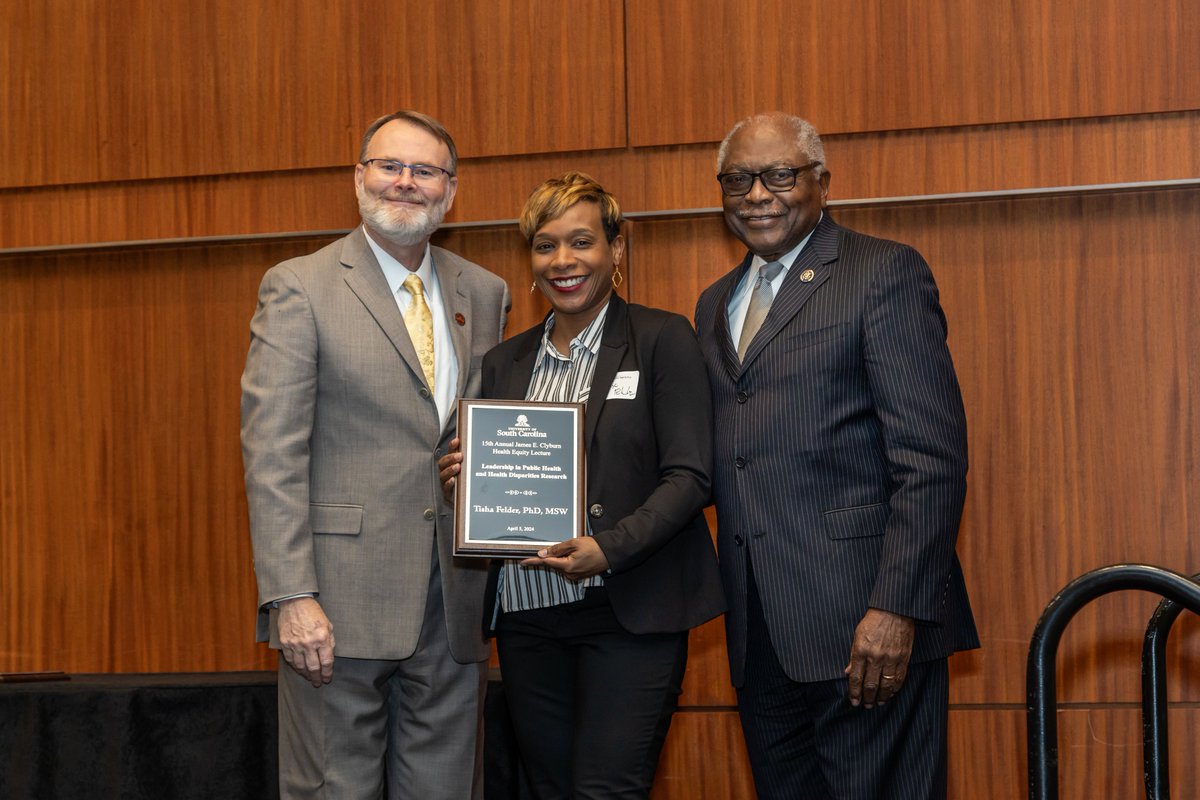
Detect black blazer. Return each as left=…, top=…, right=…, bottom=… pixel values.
left=695, top=214, right=979, bottom=685
left=481, top=295, right=725, bottom=635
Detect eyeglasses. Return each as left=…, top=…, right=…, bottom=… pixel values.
left=361, top=159, right=454, bottom=182
left=716, top=162, right=821, bottom=196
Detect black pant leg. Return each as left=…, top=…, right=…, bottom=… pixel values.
left=737, top=558, right=950, bottom=800
left=496, top=590, right=687, bottom=800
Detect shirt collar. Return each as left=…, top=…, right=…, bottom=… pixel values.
left=538, top=302, right=609, bottom=363
left=362, top=225, right=435, bottom=294
left=749, top=211, right=823, bottom=275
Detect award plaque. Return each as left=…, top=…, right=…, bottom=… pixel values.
left=453, top=399, right=586, bottom=557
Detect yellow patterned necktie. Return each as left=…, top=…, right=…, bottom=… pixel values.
left=402, top=273, right=435, bottom=388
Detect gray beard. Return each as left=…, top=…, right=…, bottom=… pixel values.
left=357, top=187, right=449, bottom=246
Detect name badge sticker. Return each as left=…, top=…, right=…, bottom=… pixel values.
left=607, top=371, right=639, bottom=400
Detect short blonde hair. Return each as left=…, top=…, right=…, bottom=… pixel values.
left=519, top=172, right=622, bottom=245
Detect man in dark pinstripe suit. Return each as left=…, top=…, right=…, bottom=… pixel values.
left=694, top=113, right=979, bottom=799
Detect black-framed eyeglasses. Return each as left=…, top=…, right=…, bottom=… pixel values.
left=361, top=159, right=455, bottom=182
left=716, top=162, right=821, bottom=196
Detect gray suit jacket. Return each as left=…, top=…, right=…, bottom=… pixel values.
left=241, top=227, right=511, bottom=663
left=695, top=214, right=978, bottom=686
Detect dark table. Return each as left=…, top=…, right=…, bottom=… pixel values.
left=1, top=672, right=277, bottom=799
left=0, top=671, right=530, bottom=800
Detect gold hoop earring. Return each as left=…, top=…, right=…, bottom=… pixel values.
left=530, top=282, right=537, bottom=294
left=611, top=267, right=623, bottom=289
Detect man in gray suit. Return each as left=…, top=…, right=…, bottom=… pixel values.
left=241, top=110, right=511, bottom=799
left=694, top=113, right=978, bottom=799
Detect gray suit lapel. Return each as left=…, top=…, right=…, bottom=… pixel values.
left=340, top=229, right=427, bottom=385
left=432, top=247, right=472, bottom=402
left=738, top=218, right=838, bottom=371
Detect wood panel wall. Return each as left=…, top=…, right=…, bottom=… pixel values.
left=2, top=0, right=1198, bottom=796
left=626, top=0, right=1200, bottom=145
left=1, top=0, right=626, bottom=188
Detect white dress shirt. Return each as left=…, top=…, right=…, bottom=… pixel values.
left=725, top=213, right=822, bottom=345
left=364, top=229, right=460, bottom=430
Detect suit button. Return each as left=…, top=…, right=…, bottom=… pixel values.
left=735, top=456, right=747, bottom=468
left=589, top=503, right=604, bottom=518
left=736, top=391, right=749, bottom=403
left=423, top=508, right=435, bottom=521
left=733, top=534, right=744, bottom=546
left=419, top=388, right=431, bottom=399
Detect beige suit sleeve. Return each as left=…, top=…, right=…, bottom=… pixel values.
left=241, top=264, right=321, bottom=609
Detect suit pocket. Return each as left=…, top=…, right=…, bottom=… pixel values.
left=822, top=502, right=887, bottom=539
left=310, top=503, right=363, bottom=535
left=782, top=323, right=847, bottom=352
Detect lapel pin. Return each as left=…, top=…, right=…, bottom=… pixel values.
left=800, top=269, right=815, bottom=283
left=454, top=312, right=466, bottom=326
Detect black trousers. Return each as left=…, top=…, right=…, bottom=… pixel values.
left=495, top=587, right=688, bottom=800
left=737, top=562, right=949, bottom=800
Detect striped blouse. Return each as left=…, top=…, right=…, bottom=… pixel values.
left=498, top=305, right=607, bottom=613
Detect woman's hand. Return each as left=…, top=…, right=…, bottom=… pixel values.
left=520, top=536, right=610, bottom=580
left=437, top=437, right=463, bottom=504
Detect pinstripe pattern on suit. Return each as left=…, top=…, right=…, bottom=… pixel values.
left=696, top=214, right=978, bottom=688
left=739, top=556, right=951, bottom=800
left=702, top=113, right=976, bottom=798
left=696, top=213, right=977, bottom=798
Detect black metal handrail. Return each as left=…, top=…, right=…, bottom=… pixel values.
left=1026, top=564, right=1200, bottom=800
left=1140, top=572, right=1199, bottom=800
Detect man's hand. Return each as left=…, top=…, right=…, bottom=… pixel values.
left=844, top=608, right=915, bottom=709
left=520, top=537, right=610, bottom=580
left=437, top=437, right=463, bottom=504
left=277, top=596, right=335, bottom=688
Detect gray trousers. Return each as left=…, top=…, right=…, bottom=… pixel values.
left=277, top=566, right=487, bottom=800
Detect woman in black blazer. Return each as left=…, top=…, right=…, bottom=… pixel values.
left=440, top=172, right=724, bottom=799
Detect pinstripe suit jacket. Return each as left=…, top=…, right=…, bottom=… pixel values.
left=241, top=227, right=511, bottom=663
left=695, top=214, right=978, bottom=686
